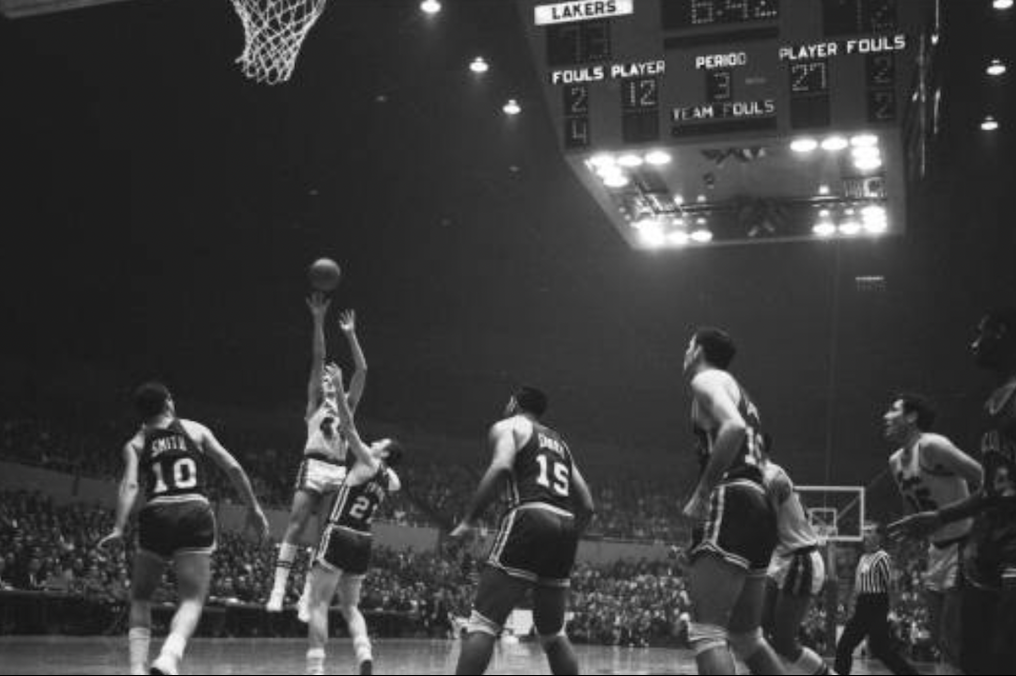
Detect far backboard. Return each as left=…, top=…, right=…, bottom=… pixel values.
left=1, top=0, right=136, bottom=18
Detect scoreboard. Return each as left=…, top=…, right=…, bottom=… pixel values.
left=517, top=0, right=936, bottom=248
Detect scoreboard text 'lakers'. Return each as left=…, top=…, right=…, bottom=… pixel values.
left=518, top=0, right=937, bottom=249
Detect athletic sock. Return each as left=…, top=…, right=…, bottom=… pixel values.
left=354, top=636, right=373, bottom=665
left=161, top=632, right=187, bottom=662
left=793, top=647, right=833, bottom=675
left=128, top=627, right=151, bottom=675
left=273, top=543, right=298, bottom=595
left=306, top=647, right=326, bottom=676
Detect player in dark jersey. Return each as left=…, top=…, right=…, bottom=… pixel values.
left=451, top=386, right=595, bottom=676
left=891, top=308, right=1016, bottom=674
left=305, top=365, right=403, bottom=676
left=681, top=328, right=783, bottom=675
left=98, top=382, right=269, bottom=676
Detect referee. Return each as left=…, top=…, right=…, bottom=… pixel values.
left=834, top=524, right=918, bottom=675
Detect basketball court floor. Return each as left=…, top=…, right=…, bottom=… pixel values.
left=0, top=637, right=927, bottom=674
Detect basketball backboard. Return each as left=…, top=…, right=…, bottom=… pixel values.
left=1, top=0, right=135, bottom=19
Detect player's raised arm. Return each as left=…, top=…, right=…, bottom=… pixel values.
left=99, top=438, right=142, bottom=549
left=685, top=371, right=747, bottom=518
left=328, top=364, right=378, bottom=471
left=925, top=434, right=984, bottom=491
left=195, top=424, right=269, bottom=539
left=306, top=292, right=331, bottom=419
left=338, top=309, right=368, bottom=412
left=451, top=418, right=523, bottom=538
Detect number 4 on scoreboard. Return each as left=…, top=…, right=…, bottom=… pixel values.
left=565, top=116, right=591, bottom=149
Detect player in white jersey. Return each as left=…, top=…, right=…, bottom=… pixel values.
left=763, top=462, right=835, bottom=675
left=268, top=293, right=368, bottom=612
left=884, top=394, right=982, bottom=672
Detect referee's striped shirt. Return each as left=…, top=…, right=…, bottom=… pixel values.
left=854, top=550, right=893, bottom=596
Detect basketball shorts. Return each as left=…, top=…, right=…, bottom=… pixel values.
left=691, top=479, right=778, bottom=575
left=925, top=538, right=965, bottom=593
left=295, top=456, right=347, bottom=496
left=964, top=508, right=1016, bottom=591
left=486, top=503, right=579, bottom=588
left=769, top=547, right=826, bottom=597
left=138, top=497, right=216, bottom=562
left=317, top=525, right=372, bottom=577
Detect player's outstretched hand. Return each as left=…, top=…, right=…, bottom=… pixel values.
left=888, top=512, right=941, bottom=541
left=306, top=292, right=331, bottom=320
left=97, top=528, right=125, bottom=551
left=339, top=309, right=357, bottom=334
left=450, top=521, right=477, bottom=542
left=247, top=508, right=270, bottom=541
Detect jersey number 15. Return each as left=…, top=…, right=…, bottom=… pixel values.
left=536, top=454, right=570, bottom=497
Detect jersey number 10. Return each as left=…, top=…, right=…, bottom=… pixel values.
left=152, top=458, right=198, bottom=494
left=535, top=454, right=570, bottom=497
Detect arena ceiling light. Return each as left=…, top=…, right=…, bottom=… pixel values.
left=469, top=57, right=489, bottom=74
left=645, top=150, right=672, bottom=166
left=638, top=221, right=667, bottom=248
left=994, top=0, right=1013, bottom=10
left=819, top=184, right=831, bottom=196
left=790, top=138, right=819, bottom=153
left=617, top=153, right=644, bottom=168
left=690, top=228, right=713, bottom=243
left=821, top=136, right=849, bottom=152
left=420, top=0, right=441, bottom=15
left=850, top=134, right=879, bottom=148
left=668, top=231, right=690, bottom=246
left=982, top=115, right=1000, bottom=131
left=588, top=154, right=616, bottom=169
left=502, top=99, right=521, bottom=116
left=603, top=174, right=629, bottom=189
left=987, top=59, right=1007, bottom=77
left=813, top=221, right=837, bottom=237
left=839, top=220, right=862, bottom=236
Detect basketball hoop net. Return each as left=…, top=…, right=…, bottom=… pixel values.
left=230, top=0, right=327, bottom=85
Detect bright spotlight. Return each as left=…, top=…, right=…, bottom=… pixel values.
left=819, top=184, right=831, bottom=196
left=470, top=57, right=489, bottom=74
left=673, top=195, right=685, bottom=205
left=854, top=157, right=883, bottom=172
left=850, top=134, right=879, bottom=148
left=987, top=59, right=1007, bottom=77
left=588, top=154, right=616, bottom=169
left=691, top=228, right=714, bottom=243
left=821, top=136, right=849, bottom=152
left=502, top=99, right=522, bottom=116
left=596, top=165, right=624, bottom=180
left=813, top=221, right=837, bottom=237
left=839, top=221, right=862, bottom=236
left=603, top=174, right=630, bottom=189
left=617, top=154, right=644, bottom=168
left=639, top=222, right=667, bottom=248
left=790, top=138, right=819, bottom=153
left=994, top=0, right=1013, bottom=10
left=669, top=231, right=690, bottom=246
left=420, top=0, right=442, bottom=14
left=982, top=115, right=1000, bottom=131
left=645, top=150, right=672, bottom=166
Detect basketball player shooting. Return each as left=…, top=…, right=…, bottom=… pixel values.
left=681, top=328, right=784, bottom=675
left=268, top=293, right=368, bottom=613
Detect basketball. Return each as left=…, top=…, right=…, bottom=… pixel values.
left=308, top=258, right=342, bottom=292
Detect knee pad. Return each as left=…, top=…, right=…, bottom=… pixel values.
left=730, top=628, right=765, bottom=661
left=466, top=609, right=502, bottom=637
left=539, top=628, right=568, bottom=651
left=688, top=623, right=729, bottom=657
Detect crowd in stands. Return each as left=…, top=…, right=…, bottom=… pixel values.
left=0, top=417, right=691, bottom=542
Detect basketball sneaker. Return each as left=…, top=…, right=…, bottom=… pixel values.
left=149, top=654, right=179, bottom=676
left=359, top=658, right=373, bottom=675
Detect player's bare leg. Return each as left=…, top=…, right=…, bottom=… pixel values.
left=150, top=552, right=212, bottom=676
left=456, top=568, right=530, bottom=675
left=269, top=489, right=320, bottom=611
left=764, top=582, right=833, bottom=675
left=533, top=585, right=579, bottom=675
left=127, top=552, right=166, bottom=676
left=307, top=564, right=340, bottom=676
left=337, top=574, right=372, bottom=675
left=687, top=555, right=744, bottom=675
left=728, top=574, right=786, bottom=675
